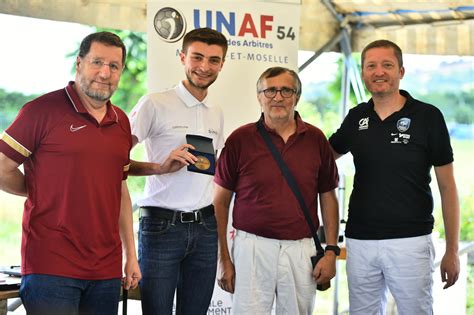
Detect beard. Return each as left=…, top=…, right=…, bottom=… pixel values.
left=78, top=76, right=115, bottom=102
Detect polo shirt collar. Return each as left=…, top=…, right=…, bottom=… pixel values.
left=294, top=111, right=308, bottom=134
left=399, top=89, right=414, bottom=110
left=176, top=81, right=211, bottom=108
left=367, top=89, right=414, bottom=107
left=366, top=89, right=415, bottom=120
left=258, top=111, right=308, bottom=135
left=64, top=81, right=119, bottom=125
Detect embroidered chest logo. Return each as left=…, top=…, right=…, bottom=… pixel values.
left=70, top=124, right=87, bottom=132
left=391, top=118, right=411, bottom=144
left=358, top=117, right=369, bottom=130
left=397, top=118, right=411, bottom=132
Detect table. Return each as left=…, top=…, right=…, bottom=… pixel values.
left=0, top=289, right=19, bottom=315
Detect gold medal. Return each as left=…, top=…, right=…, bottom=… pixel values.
left=194, top=155, right=211, bottom=171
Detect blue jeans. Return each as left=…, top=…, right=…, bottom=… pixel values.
left=20, top=274, right=121, bottom=315
left=138, top=213, right=218, bottom=315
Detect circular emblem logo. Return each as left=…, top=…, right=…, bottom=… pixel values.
left=397, top=117, right=411, bottom=132
left=194, top=156, right=211, bottom=171
left=154, top=7, right=186, bottom=43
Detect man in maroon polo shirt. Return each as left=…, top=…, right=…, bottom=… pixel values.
left=214, top=66, right=340, bottom=314
left=0, top=32, right=141, bottom=315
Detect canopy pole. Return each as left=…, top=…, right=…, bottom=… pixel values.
left=298, top=32, right=343, bottom=72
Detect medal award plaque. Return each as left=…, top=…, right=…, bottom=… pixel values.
left=186, top=134, right=216, bottom=175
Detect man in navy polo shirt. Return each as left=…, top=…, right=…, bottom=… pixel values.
left=329, top=39, right=460, bottom=314
left=0, top=31, right=141, bottom=315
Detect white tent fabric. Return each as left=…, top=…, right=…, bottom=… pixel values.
left=0, top=0, right=472, bottom=55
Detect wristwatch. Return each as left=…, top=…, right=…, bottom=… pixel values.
left=325, top=245, right=341, bottom=256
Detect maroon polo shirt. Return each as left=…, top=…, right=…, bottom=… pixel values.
left=215, top=113, right=338, bottom=240
left=0, top=82, right=132, bottom=280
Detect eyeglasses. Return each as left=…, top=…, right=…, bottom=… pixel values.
left=87, top=58, right=122, bottom=73
left=258, top=87, right=297, bottom=98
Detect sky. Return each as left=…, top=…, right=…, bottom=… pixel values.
left=0, top=13, right=471, bottom=95
left=0, top=14, right=92, bottom=94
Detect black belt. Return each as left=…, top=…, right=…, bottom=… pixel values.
left=140, top=205, right=214, bottom=224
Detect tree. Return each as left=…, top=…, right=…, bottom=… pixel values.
left=298, top=54, right=360, bottom=136
left=110, top=30, right=148, bottom=113
left=0, top=88, right=39, bottom=130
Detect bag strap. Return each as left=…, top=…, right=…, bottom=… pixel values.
left=256, top=120, right=325, bottom=255
left=122, top=288, right=128, bottom=315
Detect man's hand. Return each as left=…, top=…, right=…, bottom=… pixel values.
left=122, top=257, right=142, bottom=290
left=440, top=250, right=460, bottom=289
left=312, top=252, right=337, bottom=284
left=217, top=257, right=236, bottom=293
left=159, top=144, right=197, bottom=174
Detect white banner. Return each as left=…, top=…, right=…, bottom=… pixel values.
left=147, top=0, right=301, bottom=136
left=147, top=1, right=301, bottom=313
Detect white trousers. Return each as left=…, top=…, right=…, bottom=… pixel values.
left=231, top=230, right=317, bottom=315
left=346, top=235, right=435, bottom=315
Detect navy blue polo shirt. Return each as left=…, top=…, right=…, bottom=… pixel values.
left=329, top=90, right=453, bottom=240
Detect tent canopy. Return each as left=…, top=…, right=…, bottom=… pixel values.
left=1, top=0, right=473, bottom=55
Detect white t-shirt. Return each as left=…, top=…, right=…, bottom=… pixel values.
left=129, top=81, right=224, bottom=211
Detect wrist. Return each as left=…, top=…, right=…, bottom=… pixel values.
left=154, top=163, right=163, bottom=175
left=124, top=252, right=137, bottom=260
left=325, top=245, right=341, bottom=256
left=445, top=246, right=459, bottom=255
left=218, top=247, right=231, bottom=258
left=324, top=251, right=337, bottom=259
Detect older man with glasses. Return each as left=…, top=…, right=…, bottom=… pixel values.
left=0, top=31, right=141, bottom=315
left=213, top=66, right=340, bottom=315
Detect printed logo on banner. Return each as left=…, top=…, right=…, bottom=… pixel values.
left=193, top=10, right=277, bottom=39
left=191, top=9, right=296, bottom=60
left=153, top=6, right=297, bottom=65
left=154, top=7, right=187, bottom=42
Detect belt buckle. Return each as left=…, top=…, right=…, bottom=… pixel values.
left=180, top=211, right=199, bottom=223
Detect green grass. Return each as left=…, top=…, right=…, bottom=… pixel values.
left=468, top=264, right=474, bottom=312
left=129, top=142, right=146, bottom=200
left=0, top=192, right=23, bottom=265
left=451, top=139, right=474, bottom=197
left=433, top=140, right=474, bottom=241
